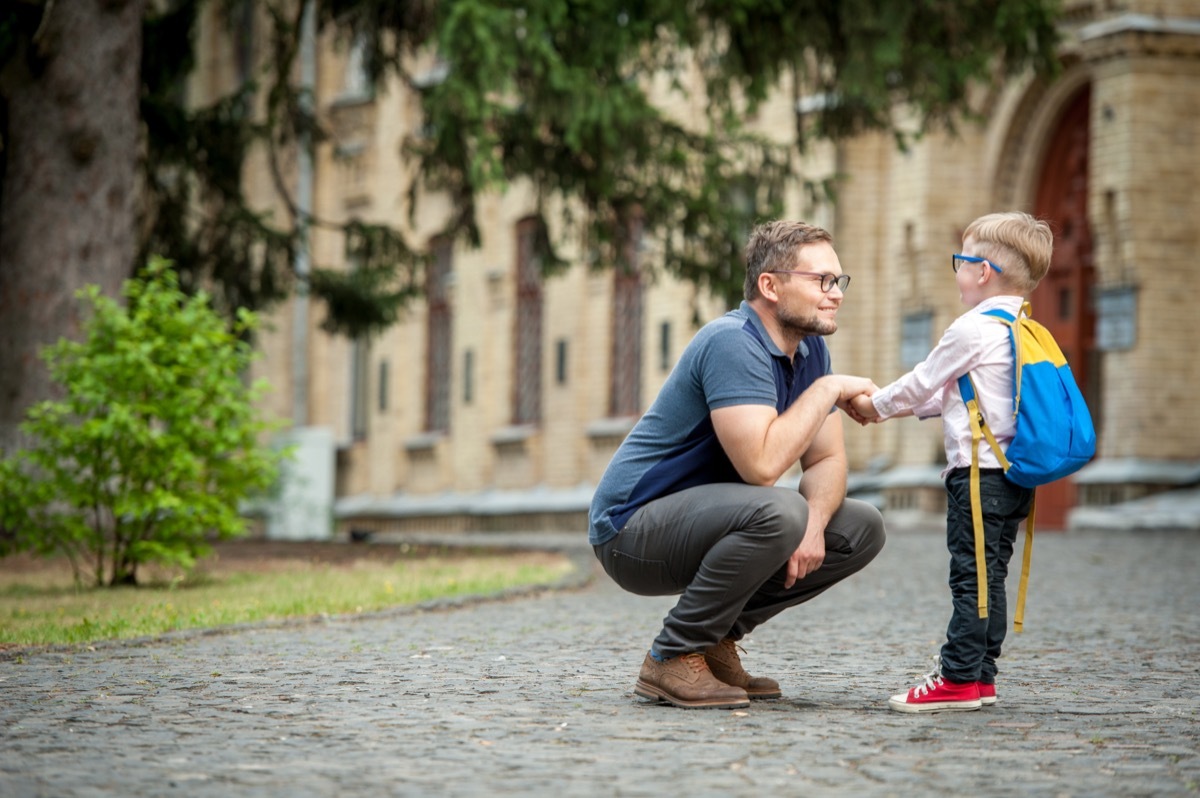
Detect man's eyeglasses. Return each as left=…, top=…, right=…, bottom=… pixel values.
left=768, top=270, right=851, bottom=293
left=952, top=254, right=1004, bottom=274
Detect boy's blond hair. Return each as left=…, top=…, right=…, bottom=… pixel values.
left=963, top=212, right=1054, bottom=295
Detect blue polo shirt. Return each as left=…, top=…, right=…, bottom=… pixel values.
left=588, top=301, right=832, bottom=546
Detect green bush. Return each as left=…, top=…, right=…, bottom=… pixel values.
left=0, top=259, right=287, bottom=586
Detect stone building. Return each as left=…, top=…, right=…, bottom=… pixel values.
left=194, top=1, right=1200, bottom=538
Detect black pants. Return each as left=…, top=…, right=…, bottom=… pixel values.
left=593, top=483, right=886, bottom=658
left=940, top=468, right=1034, bottom=684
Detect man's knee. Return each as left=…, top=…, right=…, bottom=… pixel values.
left=748, top=488, right=808, bottom=557
left=841, top=499, right=887, bottom=561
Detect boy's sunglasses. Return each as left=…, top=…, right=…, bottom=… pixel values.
left=952, top=254, right=1004, bottom=274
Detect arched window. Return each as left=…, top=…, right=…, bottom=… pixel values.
left=610, top=213, right=643, bottom=417
left=425, top=236, right=453, bottom=433
left=513, top=218, right=543, bottom=425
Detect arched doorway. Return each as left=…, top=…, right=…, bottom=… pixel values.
left=1030, top=85, right=1098, bottom=529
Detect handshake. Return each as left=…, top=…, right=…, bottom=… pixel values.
left=827, top=375, right=882, bottom=427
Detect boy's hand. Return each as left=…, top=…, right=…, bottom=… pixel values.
left=828, top=376, right=878, bottom=426
left=849, top=393, right=880, bottom=424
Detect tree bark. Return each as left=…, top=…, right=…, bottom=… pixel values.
left=0, top=0, right=146, bottom=450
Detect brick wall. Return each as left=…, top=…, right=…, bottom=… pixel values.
left=189, top=3, right=1200, bottom=523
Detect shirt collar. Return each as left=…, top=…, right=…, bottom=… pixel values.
left=738, top=301, right=810, bottom=360
left=975, top=295, right=1027, bottom=315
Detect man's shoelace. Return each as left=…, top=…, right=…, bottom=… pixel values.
left=711, top=639, right=745, bottom=665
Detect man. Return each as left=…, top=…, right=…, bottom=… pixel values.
left=588, top=220, right=886, bottom=709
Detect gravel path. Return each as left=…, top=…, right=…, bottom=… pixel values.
left=1, top=526, right=1196, bottom=797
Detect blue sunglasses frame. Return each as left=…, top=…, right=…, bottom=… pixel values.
left=952, top=254, right=1004, bottom=274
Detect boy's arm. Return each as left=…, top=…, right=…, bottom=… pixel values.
left=853, top=392, right=917, bottom=422
left=873, top=320, right=978, bottom=419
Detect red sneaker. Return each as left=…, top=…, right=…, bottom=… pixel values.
left=889, top=661, right=981, bottom=713
left=977, top=682, right=997, bottom=706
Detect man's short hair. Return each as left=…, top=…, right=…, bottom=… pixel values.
left=964, top=212, right=1054, bottom=295
left=743, top=220, right=834, bottom=301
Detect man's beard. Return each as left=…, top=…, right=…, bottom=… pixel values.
left=778, top=306, right=837, bottom=337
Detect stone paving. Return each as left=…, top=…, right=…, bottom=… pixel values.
left=1, top=526, right=1197, bottom=797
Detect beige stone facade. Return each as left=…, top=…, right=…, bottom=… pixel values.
left=193, top=1, right=1200, bottom=536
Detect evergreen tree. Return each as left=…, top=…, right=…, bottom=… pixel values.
left=0, top=0, right=1061, bottom=444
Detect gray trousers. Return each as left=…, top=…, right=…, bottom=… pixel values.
left=594, top=484, right=886, bottom=658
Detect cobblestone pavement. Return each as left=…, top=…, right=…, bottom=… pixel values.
left=1, top=527, right=1197, bottom=797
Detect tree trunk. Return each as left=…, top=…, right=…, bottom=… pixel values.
left=0, top=0, right=146, bottom=450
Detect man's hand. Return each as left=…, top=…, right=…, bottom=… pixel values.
left=827, top=375, right=878, bottom=404
left=785, top=526, right=826, bottom=588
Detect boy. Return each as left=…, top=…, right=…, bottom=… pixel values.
left=851, top=211, right=1053, bottom=712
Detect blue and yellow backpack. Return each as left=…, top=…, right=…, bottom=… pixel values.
left=957, top=302, right=1096, bottom=631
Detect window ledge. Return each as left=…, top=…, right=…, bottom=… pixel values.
left=491, top=424, right=538, bottom=446
left=586, top=416, right=637, bottom=439
left=329, top=92, right=375, bottom=110
left=404, top=431, right=445, bottom=452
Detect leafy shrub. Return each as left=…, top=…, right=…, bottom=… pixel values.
left=0, top=259, right=287, bottom=586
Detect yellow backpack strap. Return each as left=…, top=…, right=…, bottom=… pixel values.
left=977, top=418, right=1010, bottom=471
left=963, top=307, right=1037, bottom=633
left=963, top=384, right=989, bottom=620
left=1013, top=492, right=1035, bottom=632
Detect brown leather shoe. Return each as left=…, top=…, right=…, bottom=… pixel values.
left=634, top=652, right=750, bottom=709
left=704, top=639, right=782, bottom=699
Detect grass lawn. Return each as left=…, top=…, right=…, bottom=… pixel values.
left=0, top=540, right=576, bottom=649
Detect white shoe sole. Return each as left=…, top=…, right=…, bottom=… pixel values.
left=888, top=694, right=982, bottom=713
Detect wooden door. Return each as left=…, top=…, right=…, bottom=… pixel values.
left=1030, top=86, right=1098, bottom=529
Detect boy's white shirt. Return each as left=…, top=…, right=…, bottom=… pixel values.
left=871, top=295, right=1026, bottom=478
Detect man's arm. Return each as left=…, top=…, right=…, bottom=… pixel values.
left=713, top=374, right=869, bottom=588
left=787, top=410, right=848, bottom=586
left=711, top=374, right=875, bottom=487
